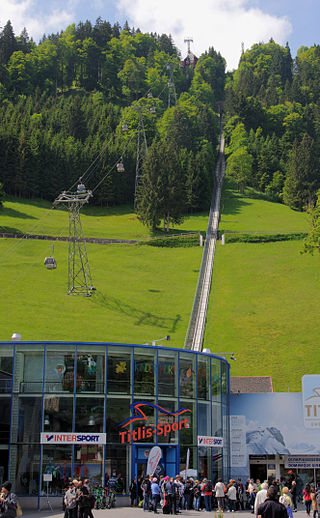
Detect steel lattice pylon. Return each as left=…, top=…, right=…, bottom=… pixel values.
left=133, top=106, right=149, bottom=208
left=54, top=189, right=95, bottom=296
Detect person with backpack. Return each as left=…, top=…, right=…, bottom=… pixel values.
left=304, top=484, right=312, bottom=516
left=193, top=480, right=201, bottom=511
left=290, top=481, right=297, bottom=512
left=279, top=487, right=293, bottom=518
left=203, top=479, right=213, bottom=512
left=141, top=477, right=152, bottom=512
left=64, top=480, right=78, bottom=518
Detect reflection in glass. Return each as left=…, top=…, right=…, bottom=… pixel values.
left=134, top=354, right=155, bottom=395
left=106, top=397, right=130, bottom=442
left=198, top=402, right=211, bottom=436
left=0, top=397, right=11, bottom=443
left=107, top=349, right=131, bottom=394
left=43, top=396, right=73, bottom=432
left=198, top=358, right=210, bottom=400
left=158, top=351, right=177, bottom=397
left=105, top=445, right=128, bottom=492
left=45, top=353, right=75, bottom=393
left=21, top=352, right=44, bottom=393
left=15, top=444, right=40, bottom=495
left=42, top=445, right=72, bottom=495
left=76, top=354, right=105, bottom=393
left=179, top=400, right=195, bottom=447
left=212, top=402, right=222, bottom=436
left=212, top=358, right=221, bottom=402
left=0, top=353, right=13, bottom=393
left=75, top=397, right=104, bottom=432
left=179, top=355, right=195, bottom=398
left=18, top=397, right=42, bottom=442
left=74, top=445, right=103, bottom=485
left=158, top=400, right=179, bottom=445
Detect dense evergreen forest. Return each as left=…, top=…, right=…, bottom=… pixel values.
left=225, top=40, right=320, bottom=212
left=0, top=18, right=225, bottom=228
left=1, top=18, right=320, bottom=230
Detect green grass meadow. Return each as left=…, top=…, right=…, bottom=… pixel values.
left=0, top=182, right=319, bottom=392
left=0, top=238, right=202, bottom=347
left=203, top=182, right=319, bottom=392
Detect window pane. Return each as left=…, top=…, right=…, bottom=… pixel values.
left=0, top=397, right=10, bottom=443
left=17, top=397, right=42, bottom=442
left=212, top=402, right=222, bottom=436
left=19, top=352, right=44, bottom=393
left=45, top=352, right=75, bottom=394
left=132, top=399, right=155, bottom=444
left=198, top=357, right=210, bottom=400
left=106, top=445, right=129, bottom=492
left=134, top=353, right=155, bottom=396
left=212, top=358, right=221, bottom=402
left=107, top=348, right=132, bottom=394
left=158, top=399, right=178, bottom=445
left=14, top=444, right=40, bottom=495
left=106, top=397, right=131, bottom=443
left=179, top=354, right=196, bottom=398
left=158, top=351, right=177, bottom=397
left=74, top=445, right=103, bottom=485
left=41, top=445, right=72, bottom=495
left=76, top=352, right=105, bottom=393
left=0, top=348, right=13, bottom=394
left=75, top=397, right=104, bottom=433
left=199, top=401, right=211, bottom=436
left=179, top=400, right=196, bottom=448
left=43, top=396, right=73, bottom=433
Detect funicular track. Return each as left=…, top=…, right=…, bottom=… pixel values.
left=184, top=121, right=225, bottom=352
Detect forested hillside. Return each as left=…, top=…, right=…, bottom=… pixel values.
left=0, top=19, right=225, bottom=228
left=224, top=40, right=320, bottom=213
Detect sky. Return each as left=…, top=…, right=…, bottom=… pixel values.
left=1, top=0, right=320, bottom=70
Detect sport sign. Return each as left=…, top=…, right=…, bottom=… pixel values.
left=40, top=433, right=106, bottom=444
left=197, top=435, right=223, bottom=447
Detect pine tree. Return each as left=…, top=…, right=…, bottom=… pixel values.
left=0, top=20, right=17, bottom=64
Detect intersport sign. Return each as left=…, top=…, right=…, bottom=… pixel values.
left=197, top=435, right=223, bottom=447
left=40, top=433, right=106, bottom=444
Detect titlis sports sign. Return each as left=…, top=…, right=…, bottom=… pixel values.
left=40, top=433, right=106, bottom=444
left=118, top=402, right=191, bottom=444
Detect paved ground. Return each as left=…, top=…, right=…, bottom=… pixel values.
left=21, top=505, right=308, bottom=518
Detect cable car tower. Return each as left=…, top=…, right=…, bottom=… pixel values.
left=53, top=182, right=95, bottom=296
left=167, top=64, right=177, bottom=108
left=132, top=105, right=149, bottom=208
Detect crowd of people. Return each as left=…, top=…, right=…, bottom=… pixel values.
left=129, top=474, right=320, bottom=516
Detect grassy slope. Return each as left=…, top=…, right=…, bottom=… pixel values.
left=0, top=197, right=209, bottom=240
left=203, top=183, right=318, bottom=392
left=0, top=238, right=202, bottom=347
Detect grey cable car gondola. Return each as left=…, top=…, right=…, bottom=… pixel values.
left=122, top=123, right=128, bottom=132
left=147, top=92, right=153, bottom=98
left=116, top=159, right=125, bottom=173
left=44, top=246, right=57, bottom=270
left=77, top=182, right=86, bottom=193
left=150, top=106, right=156, bottom=114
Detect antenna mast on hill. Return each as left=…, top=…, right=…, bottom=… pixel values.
left=167, top=63, right=177, bottom=108
left=184, top=37, right=193, bottom=55
left=53, top=183, right=95, bottom=296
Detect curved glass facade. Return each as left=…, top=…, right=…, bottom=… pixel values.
left=0, top=342, right=230, bottom=502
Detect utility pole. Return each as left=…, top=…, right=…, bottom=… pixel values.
left=53, top=184, right=95, bottom=296
left=167, top=64, right=177, bottom=108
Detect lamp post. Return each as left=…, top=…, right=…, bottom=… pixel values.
left=11, top=333, right=21, bottom=341
left=150, top=335, right=171, bottom=346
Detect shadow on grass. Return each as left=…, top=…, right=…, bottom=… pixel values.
left=5, top=196, right=52, bottom=209
left=1, top=206, right=37, bottom=220
left=93, top=291, right=182, bottom=332
left=0, top=226, right=23, bottom=233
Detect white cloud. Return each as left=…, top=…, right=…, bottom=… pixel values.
left=117, top=0, right=292, bottom=70
left=0, top=0, right=75, bottom=40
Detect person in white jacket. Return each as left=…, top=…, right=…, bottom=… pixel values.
left=254, top=482, right=268, bottom=516
left=215, top=478, right=226, bottom=511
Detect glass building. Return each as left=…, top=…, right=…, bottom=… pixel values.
left=0, top=341, right=230, bottom=508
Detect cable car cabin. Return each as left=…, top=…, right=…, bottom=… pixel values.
left=77, top=183, right=86, bottom=193
left=122, top=124, right=128, bottom=132
left=44, top=257, right=57, bottom=269
left=150, top=107, right=156, bottom=114
left=116, top=161, right=125, bottom=173
left=147, top=92, right=153, bottom=98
